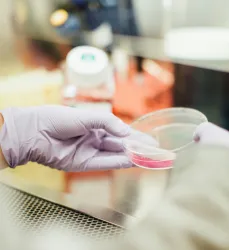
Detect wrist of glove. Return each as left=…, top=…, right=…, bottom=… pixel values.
left=0, top=106, right=131, bottom=172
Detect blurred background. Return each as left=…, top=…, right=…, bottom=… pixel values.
left=1, top=0, right=229, bottom=213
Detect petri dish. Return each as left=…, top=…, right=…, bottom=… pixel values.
left=123, top=108, right=207, bottom=170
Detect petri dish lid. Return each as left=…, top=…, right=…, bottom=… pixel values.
left=124, top=130, right=176, bottom=162
left=123, top=108, right=207, bottom=161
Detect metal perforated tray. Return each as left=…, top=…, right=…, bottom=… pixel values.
left=0, top=183, right=123, bottom=240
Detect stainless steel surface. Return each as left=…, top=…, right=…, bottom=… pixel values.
left=0, top=168, right=169, bottom=228
left=0, top=173, right=133, bottom=228
left=0, top=182, right=123, bottom=239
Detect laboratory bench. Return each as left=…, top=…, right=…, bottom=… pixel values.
left=0, top=1, right=229, bottom=245
left=1, top=32, right=229, bottom=241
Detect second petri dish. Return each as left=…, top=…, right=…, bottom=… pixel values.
left=123, top=108, right=208, bottom=169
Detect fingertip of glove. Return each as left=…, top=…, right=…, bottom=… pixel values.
left=193, top=121, right=210, bottom=141
left=121, top=159, right=132, bottom=169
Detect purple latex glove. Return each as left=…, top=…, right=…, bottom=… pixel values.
left=194, top=122, right=229, bottom=147
left=0, top=105, right=132, bottom=172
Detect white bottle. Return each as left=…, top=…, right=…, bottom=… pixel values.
left=62, top=46, right=115, bottom=112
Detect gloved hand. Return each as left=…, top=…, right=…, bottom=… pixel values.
left=194, top=122, right=229, bottom=147
left=0, top=105, right=131, bottom=172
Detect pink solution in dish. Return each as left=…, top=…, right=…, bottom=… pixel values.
left=131, top=155, right=174, bottom=169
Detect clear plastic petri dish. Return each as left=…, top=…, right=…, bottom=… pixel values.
left=123, top=107, right=208, bottom=170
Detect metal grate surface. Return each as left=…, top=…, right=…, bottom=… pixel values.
left=0, top=183, right=123, bottom=240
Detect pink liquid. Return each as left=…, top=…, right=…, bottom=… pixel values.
left=131, top=155, right=174, bottom=169
left=129, top=123, right=197, bottom=169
